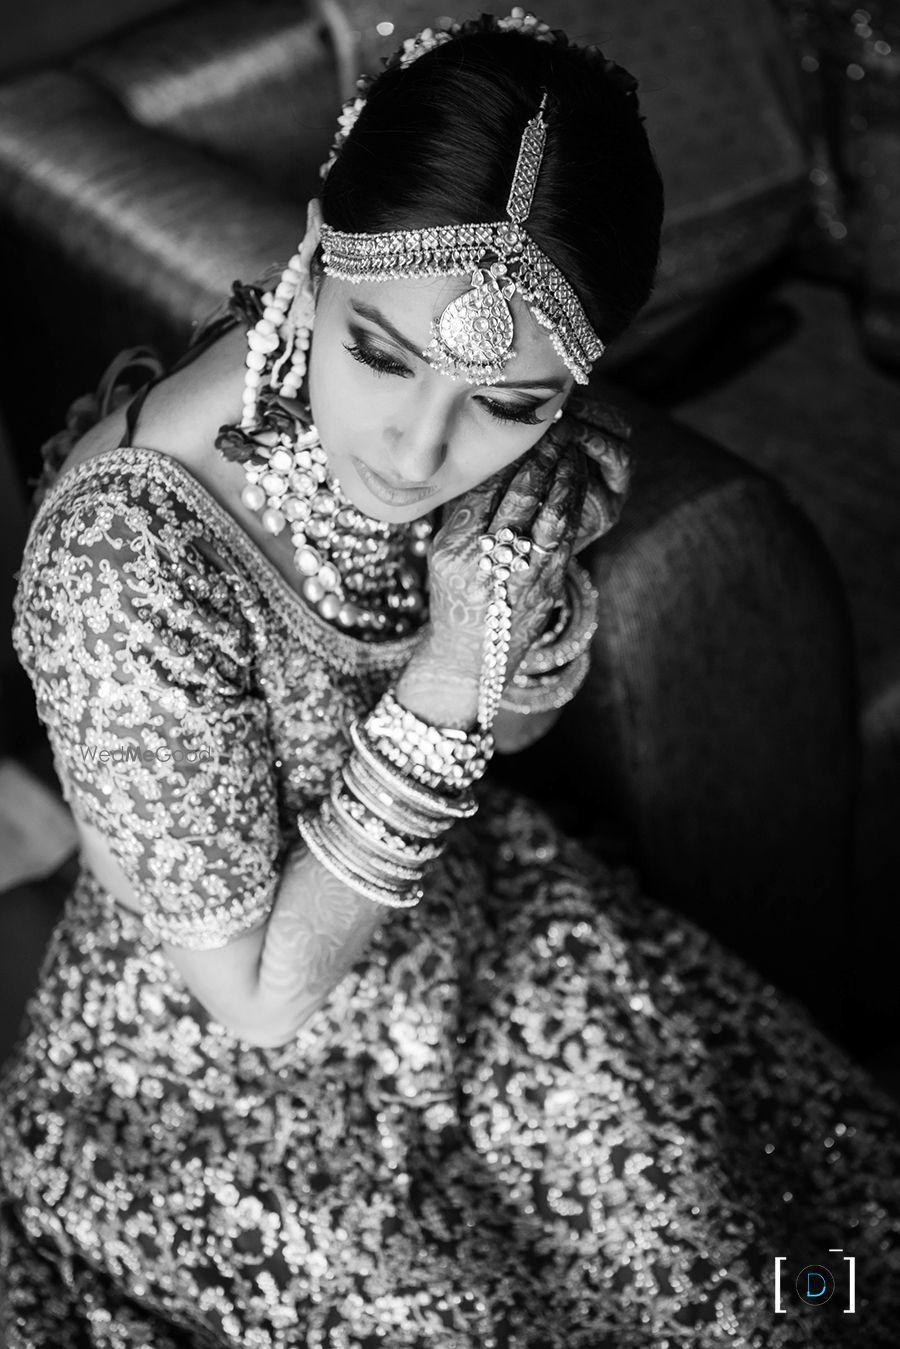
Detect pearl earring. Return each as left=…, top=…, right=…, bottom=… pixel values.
left=240, top=231, right=317, bottom=429
left=553, top=408, right=563, bottom=422
left=240, top=256, right=303, bottom=430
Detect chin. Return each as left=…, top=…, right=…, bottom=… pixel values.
left=335, top=453, right=443, bottom=524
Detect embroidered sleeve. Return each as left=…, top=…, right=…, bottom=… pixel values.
left=12, top=467, right=281, bottom=950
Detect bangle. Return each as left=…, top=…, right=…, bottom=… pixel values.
left=343, top=757, right=452, bottom=841
left=350, top=721, right=478, bottom=820
left=533, top=595, right=571, bottom=650
left=330, top=781, right=444, bottom=865
left=499, top=651, right=591, bottom=714
left=517, top=561, right=599, bottom=676
left=298, top=812, right=424, bottom=909
left=319, top=798, right=424, bottom=884
left=298, top=711, right=485, bottom=908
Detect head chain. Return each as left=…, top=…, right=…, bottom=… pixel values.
left=316, top=9, right=640, bottom=385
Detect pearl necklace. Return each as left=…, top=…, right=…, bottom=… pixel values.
left=214, top=275, right=431, bottom=640
left=237, top=414, right=431, bottom=639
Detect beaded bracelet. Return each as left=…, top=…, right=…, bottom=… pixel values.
left=363, top=689, right=493, bottom=793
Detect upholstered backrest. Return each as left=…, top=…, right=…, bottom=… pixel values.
left=71, top=0, right=340, bottom=203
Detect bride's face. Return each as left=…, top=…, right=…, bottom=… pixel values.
left=306, top=270, right=574, bottom=523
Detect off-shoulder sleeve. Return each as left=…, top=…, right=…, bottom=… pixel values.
left=11, top=466, right=281, bottom=950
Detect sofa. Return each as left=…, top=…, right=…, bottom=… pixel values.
left=0, top=0, right=897, bottom=1064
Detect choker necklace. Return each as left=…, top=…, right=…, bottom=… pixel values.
left=214, top=282, right=432, bottom=641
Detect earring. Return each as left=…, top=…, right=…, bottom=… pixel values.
left=553, top=408, right=563, bottom=422
left=240, top=227, right=318, bottom=428
left=276, top=291, right=314, bottom=401
left=240, top=257, right=302, bottom=430
left=278, top=215, right=319, bottom=401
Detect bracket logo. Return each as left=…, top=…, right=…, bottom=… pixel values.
left=773, top=1251, right=856, bottom=1314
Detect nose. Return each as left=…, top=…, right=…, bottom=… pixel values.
left=384, top=391, right=453, bottom=483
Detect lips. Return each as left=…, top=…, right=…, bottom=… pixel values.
left=351, top=457, right=439, bottom=506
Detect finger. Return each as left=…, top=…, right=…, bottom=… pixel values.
left=488, top=442, right=559, bottom=534
left=531, top=451, right=587, bottom=555
left=572, top=449, right=617, bottom=548
left=574, top=426, right=633, bottom=497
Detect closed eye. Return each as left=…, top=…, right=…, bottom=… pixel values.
left=344, top=340, right=411, bottom=379
left=476, top=397, right=542, bottom=426
left=345, top=334, right=547, bottom=426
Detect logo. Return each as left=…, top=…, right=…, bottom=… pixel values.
left=795, top=1265, right=836, bottom=1305
left=773, top=1251, right=856, bottom=1315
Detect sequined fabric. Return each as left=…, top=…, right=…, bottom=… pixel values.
left=2, top=448, right=899, bottom=1347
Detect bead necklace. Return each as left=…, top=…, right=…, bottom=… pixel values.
left=214, top=280, right=432, bottom=641
left=238, top=421, right=431, bottom=637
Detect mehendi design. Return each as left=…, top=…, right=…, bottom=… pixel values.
left=255, top=844, right=384, bottom=1036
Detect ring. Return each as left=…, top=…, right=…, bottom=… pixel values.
left=478, top=526, right=533, bottom=581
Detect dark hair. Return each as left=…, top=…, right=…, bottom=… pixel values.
left=319, top=21, right=664, bottom=347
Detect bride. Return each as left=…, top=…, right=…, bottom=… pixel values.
left=1, top=10, right=898, bottom=1348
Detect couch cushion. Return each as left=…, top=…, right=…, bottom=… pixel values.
left=0, top=0, right=184, bottom=80
left=72, top=0, right=340, bottom=203
left=0, top=71, right=301, bottom=326
left=0, top=69, right=301, bottom=442
left=675, top=278, right=900, bottom=716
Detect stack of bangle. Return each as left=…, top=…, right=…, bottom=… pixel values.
left=297, top=713, right=481, bottom=909
left=499, top=560, right=599, bottom=715
left=298, top=544, right=598, bottom=908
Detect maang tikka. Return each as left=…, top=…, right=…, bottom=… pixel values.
left=424, top=92, right=549, bottom=384
left=319, top=80, right=606, bottom=385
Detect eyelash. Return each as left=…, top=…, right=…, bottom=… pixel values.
left=343, top=340, right=543, bottom=426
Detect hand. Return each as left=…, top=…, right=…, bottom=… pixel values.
left=549, top=408, right=634, bottom=553
left=396, top=441, right=588, bottom=723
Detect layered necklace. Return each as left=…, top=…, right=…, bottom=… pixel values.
left=213, top=281, right=432, bottom=641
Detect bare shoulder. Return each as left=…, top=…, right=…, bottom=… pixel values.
left=58, top=326, right=247, bottom=483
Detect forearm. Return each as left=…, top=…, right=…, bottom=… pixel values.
left=235, top=636, right=553, bottom=1044
left=161, top=838, right=384, bottom=1050
left=217, top=649, right=477, bottom=1048
left=250, top=843, right=385, bottom=1046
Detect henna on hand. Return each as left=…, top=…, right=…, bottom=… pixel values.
left=406, top=442, right=591, bottom=707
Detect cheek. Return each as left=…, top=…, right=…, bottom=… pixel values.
left=449, top=423, right=546, bottom=493
left=307, top=347, right=357, bottom=454
left=308, top=348, right=394, bottom=460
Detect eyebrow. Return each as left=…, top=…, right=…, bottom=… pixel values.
left=347, top=300, right=568, bottom=394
